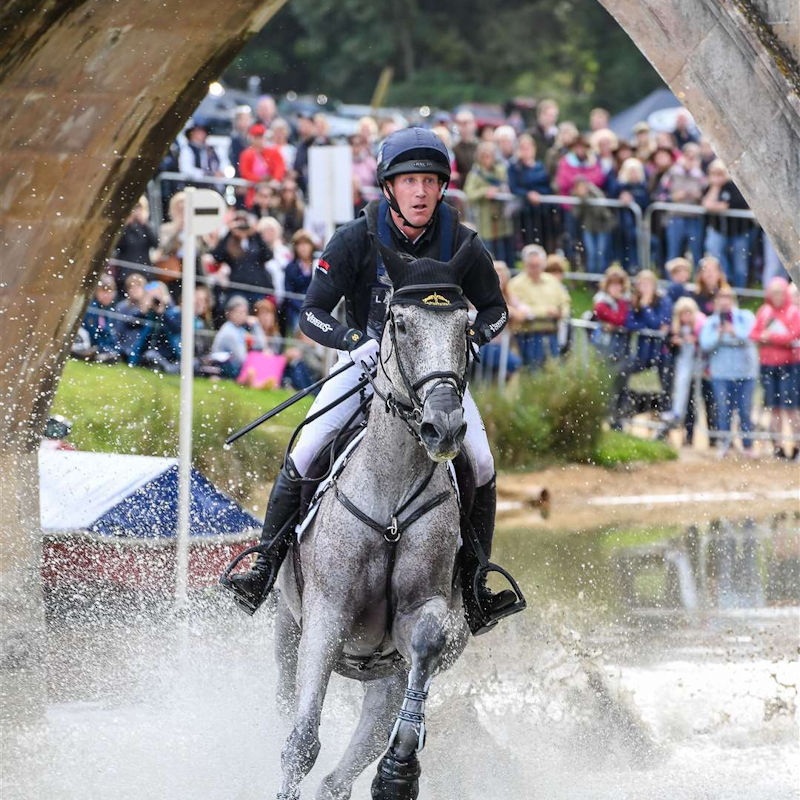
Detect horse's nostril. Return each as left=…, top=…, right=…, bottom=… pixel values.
left=420, top=422, right=439, bottom=443
left=456, top=422, right=467, bottom=442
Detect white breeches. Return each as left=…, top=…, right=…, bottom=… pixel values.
left=290, top=341, right=495, bottom=487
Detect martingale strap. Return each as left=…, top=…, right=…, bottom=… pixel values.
left=333, top=462, right=450, bottom=544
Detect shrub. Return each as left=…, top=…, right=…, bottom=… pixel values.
left=476, top=354, right=612, bottom=468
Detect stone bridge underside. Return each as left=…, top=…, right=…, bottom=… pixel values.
left=0, top=0, right=798, bottom=682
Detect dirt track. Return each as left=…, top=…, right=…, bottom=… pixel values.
left=497, top=450, right=800, bottom=531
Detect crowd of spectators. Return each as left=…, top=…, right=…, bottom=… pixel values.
left=438, top=102, right=786, bottom=288
left=73, top=94, right=797, bottom=455
left=477, top=241, right=799, bottom=458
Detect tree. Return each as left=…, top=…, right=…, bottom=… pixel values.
left=223, top=0, right=664, bottom=121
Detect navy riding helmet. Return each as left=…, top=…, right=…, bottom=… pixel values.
left=376, top=127, right=451, bottom=185
left=376, top=127, right=451, bottom=228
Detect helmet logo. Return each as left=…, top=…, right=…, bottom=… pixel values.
left=422, top=292, right=451, bottom=307
left=412, top=160, right=433, bottom=169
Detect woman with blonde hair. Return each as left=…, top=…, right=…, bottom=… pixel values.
left=692, top=255, right=729, bottom=316
left=464, top=140, right=514, bottom=263
left=661, top=296, right=706, bottom=429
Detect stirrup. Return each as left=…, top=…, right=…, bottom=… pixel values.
left=218, top=543, right=279, bottom=616
left=464, top=563, right=526, bottom=636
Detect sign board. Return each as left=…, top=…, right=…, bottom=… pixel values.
left=307, top=145, right=353, bottom=243
left=189, top=188, right=226, bottom=235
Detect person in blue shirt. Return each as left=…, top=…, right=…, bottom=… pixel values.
left=81, top=274, right=121, bottom=360
left=508, top=133, right=553, bottom=248
left=625, top=269, right=672, bottom=373
left=699, top=286, right=758, bottom=456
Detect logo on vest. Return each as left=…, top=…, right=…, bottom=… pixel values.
left=421, top=292, right=451, bottom=307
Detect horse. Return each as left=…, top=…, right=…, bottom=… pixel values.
left=273, top=237, right=489, bottom=800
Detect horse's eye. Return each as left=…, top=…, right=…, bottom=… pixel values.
left=394, top=317, right=407, bottom=335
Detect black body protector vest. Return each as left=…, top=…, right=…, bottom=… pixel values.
left=363, top=198, right=458, bottom=341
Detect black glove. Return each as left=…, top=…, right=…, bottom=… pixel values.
left=340, top=328, right=365, bottom=351
left=466, top=324, right=490, bottom=363
left=467, top=324, right=492, bottom=347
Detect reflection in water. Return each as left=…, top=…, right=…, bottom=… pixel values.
left=612, top=514, right=799, bottom=613
left=1, top=514, right=798, bottom=799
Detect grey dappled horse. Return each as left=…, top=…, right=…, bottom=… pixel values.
left=274, top=256, right=476, bottom=799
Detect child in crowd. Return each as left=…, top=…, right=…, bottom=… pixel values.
left=661, top=297, right=706, bottom=429
left=749, top=277, right=800, bottom=458
left=699, top=287, right=758, bottom=458
left=691, top=255, right=728, bottom=315
left=625, top=269, right=672, bottom=375
left=591, top=264, right=630, bottom=363
left=257, top=216, right=292, bottom=306
left=478, top=261, right=523, bottom=378
left=80, top=274, right=121, bottom=361
left=665, top=257, right=692, bottom=302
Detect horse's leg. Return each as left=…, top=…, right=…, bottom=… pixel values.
left=316, top=672, right=407, bottom=800
left=372, top=597, right=450, bottom=800
left=278, top=596, right=350, bottom=800
left=275, top=595, right=301, bottom=718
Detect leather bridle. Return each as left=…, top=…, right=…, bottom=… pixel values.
left=358, top=289, right=470, bottom=443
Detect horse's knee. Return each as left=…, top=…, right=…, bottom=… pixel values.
left=410, top=612, right=446, bottom=665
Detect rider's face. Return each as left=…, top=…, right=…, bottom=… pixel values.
left=387, top=173, right=444, bottom=230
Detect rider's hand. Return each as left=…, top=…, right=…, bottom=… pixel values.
left=340, top=328, right=365, bottom=351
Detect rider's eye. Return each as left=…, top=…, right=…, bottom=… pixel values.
left=395, top=317, right=407, bottom=335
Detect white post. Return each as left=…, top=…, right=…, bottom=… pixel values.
left=175, top=187, right=197, bottom=609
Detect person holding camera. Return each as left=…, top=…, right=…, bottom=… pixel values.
left=210, top=212, right=273, bottom=311
left=699, top=286, right=757, bottom=457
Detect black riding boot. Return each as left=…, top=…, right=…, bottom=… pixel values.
left=220, top=460, right=302, bottom=615
left=461, top=476, right=522, bottom=635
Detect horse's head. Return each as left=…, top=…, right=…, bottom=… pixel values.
left=374, top=235, right=481, bottom=462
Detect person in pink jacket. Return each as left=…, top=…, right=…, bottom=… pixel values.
left=787, top=281, right=800, bottom=460
left=750, top=277, right=800, bottom=458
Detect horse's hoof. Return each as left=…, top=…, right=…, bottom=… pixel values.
left=370, top=751, right=420, bottom=800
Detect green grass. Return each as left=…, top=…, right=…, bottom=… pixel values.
left=52, top=360, right=312, bottom=504
left=590, top=429, right=678, bottom=467
left=53, top=356, right=674, bottom=508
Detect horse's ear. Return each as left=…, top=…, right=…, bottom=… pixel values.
left=370, top=233, right=408, bottom=286
left=447, top=232, right=483, bottom=281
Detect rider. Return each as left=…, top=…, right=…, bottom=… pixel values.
left=222, top=127, right=520, bottom=633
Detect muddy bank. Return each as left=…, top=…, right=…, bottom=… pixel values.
left=497, top=451, right=799, bottom=530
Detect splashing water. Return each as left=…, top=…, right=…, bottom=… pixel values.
left=2, top=517, right=798, bottom=799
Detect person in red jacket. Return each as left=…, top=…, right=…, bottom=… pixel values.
left=239, top=124, right=286, bottom=208
left=749, top=277, right=800, bottom=458
left=591, top=265, right=632, bottom=429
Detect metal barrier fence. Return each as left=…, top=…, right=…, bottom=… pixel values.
left=150, top=172, right=772, bottom=288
